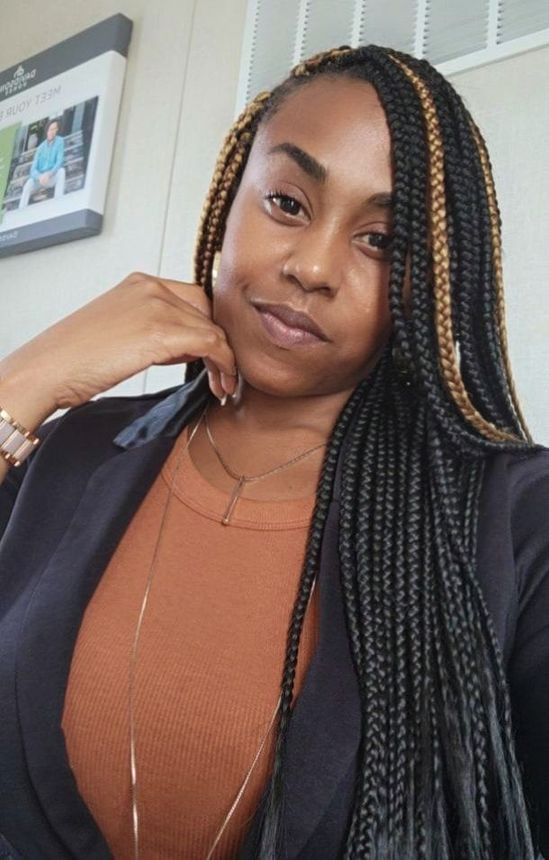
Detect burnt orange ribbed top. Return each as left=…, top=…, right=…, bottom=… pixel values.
left=61, top=422, right=320, bottom=859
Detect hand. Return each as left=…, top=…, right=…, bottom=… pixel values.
left=0, top=271, right=238, bottom=411
left=38, top=173, right=50, bottom=186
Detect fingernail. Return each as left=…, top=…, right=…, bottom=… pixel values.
left=220, top=372, right=233, bottom=394
left=219, top=393, right=228, bottom=406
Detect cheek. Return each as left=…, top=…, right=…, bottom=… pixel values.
left=346, top=265, right=392, bottom=336
left=210, top=266, right=253, bottom=345
left=211, top=280, right=239, bottom=331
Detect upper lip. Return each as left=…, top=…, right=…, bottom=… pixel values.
left=252, top=301, right=329, bottom=341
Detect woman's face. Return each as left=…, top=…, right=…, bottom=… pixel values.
left=213, top=75, right=404, bottom=399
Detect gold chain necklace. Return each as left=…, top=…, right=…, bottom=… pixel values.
left=128, top=402, right=321, bottom=859
left=203, top=404, right=327, bottom=525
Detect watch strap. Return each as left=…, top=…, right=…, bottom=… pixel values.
left=0, top=406, right=40, bottom=467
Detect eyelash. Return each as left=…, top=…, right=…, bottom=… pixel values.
left=263, top=189, right=394, bottom=255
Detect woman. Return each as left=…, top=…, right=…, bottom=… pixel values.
left=0, top=43, right=548, bottom=859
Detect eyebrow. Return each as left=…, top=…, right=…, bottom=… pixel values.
left=267, top=141, right=394, bottom=210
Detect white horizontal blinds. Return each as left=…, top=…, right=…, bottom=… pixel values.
left=424, top=0, right=489, bottom=64
left=299, top=0, right=356, bottom=58
left=359, top=0, right=418, bottom=55
left=299, top=0, right=419, bottom=57
left=237, top=0, right=549, bottom=112
left=244, top=0, right=298, bottom=103
left=499, top=0, right=549, bottom=42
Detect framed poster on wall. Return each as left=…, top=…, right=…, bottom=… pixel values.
left=0, top=13, right=132, bottom=258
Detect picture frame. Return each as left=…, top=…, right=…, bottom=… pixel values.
left=0, top=13, right=132, bottom=257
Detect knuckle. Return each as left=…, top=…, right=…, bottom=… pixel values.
left=142, top=277, right=162, bottom=296
left=126, top=270, right=148, bottom=283
left=212, top=324, right=228, bottom=342
left=204, top=329, right=220, bottom=347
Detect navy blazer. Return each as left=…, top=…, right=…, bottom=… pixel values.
left=1, top=367, right=549, bottom=859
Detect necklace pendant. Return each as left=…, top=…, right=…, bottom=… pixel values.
left=222, top=475, right=246, bottom=525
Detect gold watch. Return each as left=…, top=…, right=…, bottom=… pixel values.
left=0, top=406, right=40, bottom=467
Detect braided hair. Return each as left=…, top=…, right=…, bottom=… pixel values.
left=185, top=44, right=545, bottom=858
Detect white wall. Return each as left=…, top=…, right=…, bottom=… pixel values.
left=0, top=2, right=548, bottom=442
left=448, top=46, right=549, bottom=445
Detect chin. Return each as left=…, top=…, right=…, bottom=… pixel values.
left=240, top=360, right=335, bottom=400
left=235, top=352, right=290, bottom=387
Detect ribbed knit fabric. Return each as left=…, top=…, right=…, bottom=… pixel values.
left=61, top=423, right=320, bottom=859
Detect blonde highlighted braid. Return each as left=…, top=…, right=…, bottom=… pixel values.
left=388, top=53, right=526, bottom=444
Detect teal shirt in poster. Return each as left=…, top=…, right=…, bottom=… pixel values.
left=30, top=136, right=65, bottom=180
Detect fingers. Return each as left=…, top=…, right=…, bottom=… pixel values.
left=178, top=308, right=238, bottom=401
left=156, top=277, right=212, bottom=318
left=170, top=325, right=237, bottom=402
left=129, top=273, right=239, bottom=401
left=202, top=330, right=238, bottom=401
left=204, top=358, right=237, bottom=402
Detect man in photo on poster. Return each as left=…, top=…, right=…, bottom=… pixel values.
left=18, top=117, right=66, bottom=208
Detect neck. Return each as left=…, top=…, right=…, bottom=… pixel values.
left=205, top=378, right=356, bottom=454
left=188, top=377, right=358, bottom=498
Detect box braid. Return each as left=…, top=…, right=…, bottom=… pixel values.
left=185, top=44, right=546, bottom=858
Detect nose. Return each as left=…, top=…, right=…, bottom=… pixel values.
left=281, top=227, right=342, bottom=295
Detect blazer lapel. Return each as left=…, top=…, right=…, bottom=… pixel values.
left=15, top=436, right=177, bottom=857
left=14, top=373, right=210, bottom=857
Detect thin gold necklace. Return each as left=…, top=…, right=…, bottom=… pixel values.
left=203, top=403, right=327, bottom=525
left=128, top=403, right=319, bottom=859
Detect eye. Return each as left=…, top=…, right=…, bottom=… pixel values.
left=263, top=189, right=305, bottom=218
left=263, top=190, right=394, bottom=259
left=359, top=231, right=394, bottom=258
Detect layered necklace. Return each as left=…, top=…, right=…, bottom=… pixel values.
left=202, top=404, right=326, bottom=525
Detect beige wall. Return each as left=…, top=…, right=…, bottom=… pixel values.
left=1, top=3, right=548, bottom=441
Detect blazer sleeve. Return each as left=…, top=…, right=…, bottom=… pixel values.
left=506, top=448, right=549, bottom=859
left=0, top=413, right=65, bottom=542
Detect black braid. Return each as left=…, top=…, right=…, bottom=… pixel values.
left=186, top=43, right=545, bottom=857
left=389, top=50, right=520, bottom=433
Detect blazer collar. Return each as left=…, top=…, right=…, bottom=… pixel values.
left=112, top=367, right=212, bottom=449
left=15, top=367, right=360, bottom=858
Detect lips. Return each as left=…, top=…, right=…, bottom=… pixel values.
left=251, top=301, right=328, bottom=340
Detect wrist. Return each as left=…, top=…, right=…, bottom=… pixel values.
left=0, top=365, right=57, bottom=435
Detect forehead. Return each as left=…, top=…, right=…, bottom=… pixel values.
left=251, top=77, right=393, bottom=188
